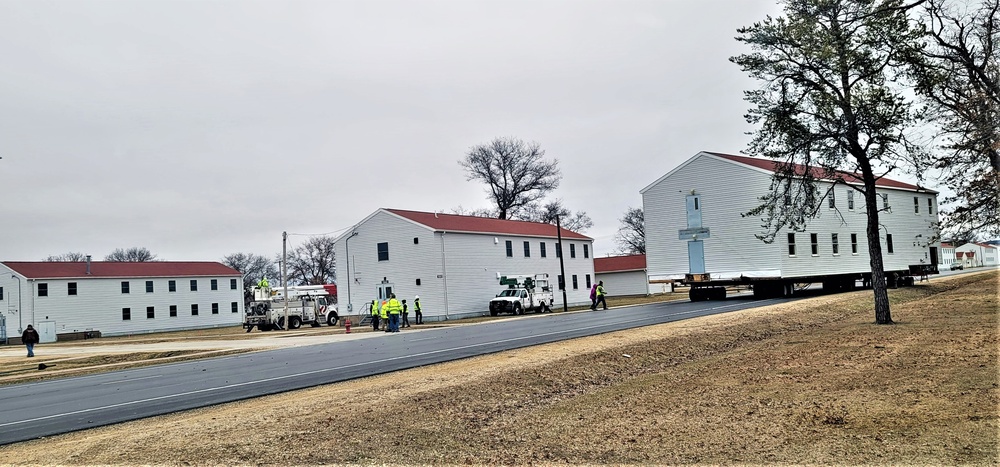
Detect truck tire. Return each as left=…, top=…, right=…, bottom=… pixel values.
left=490, top=308, right=499, bottom=317
left=257, top=323, right=271, bottom=332
left=327, top=313, right=339, bottom=326
left=288, top=316, right=302, bottom=329
left=514, top=303, right=523, bottom=315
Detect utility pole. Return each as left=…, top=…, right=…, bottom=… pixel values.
left=556, top=216, right=568, bottom=312
left=344, top=230, right=359, bottom=314
left=282, top=231, right=289, bottom=329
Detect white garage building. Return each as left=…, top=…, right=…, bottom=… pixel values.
left=0, top=261, right=244, bottom=343
left=594, top=254, right=657, bottom=296
left=333, top=208, right=595, bottom=320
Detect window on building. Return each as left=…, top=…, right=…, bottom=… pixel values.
left=811, top=233, right=819, bottom=255
left=886, top=234, right=894, bottom=254
left=540, top=242, right=547, bottom=258
left=847, top=191, right=855, bottom=210
left=122, top=307, right=131, bottom=320
left=570, top=244, right=577, bottom=258
left=927, top=198, right=933, bottom=215
left=231, top=302, right=239, bottom=313
left=787, top=233, right=796, bottom=256
left=828, top=190, right=836, bottom=208
left=0, top=286, right=3, bottom=300
left=377, top=242, right=389, bottom=261
left=190, top=279, right=198, bottom=291
left=169, top=280, right=176, bottom=292
left=212, top=303, right=219, bottom=314
left=169, top=305, right=177, bottom=317
left=211, top=279, right=218, bottom=291
left=413, top=237, right=419, bottom=245
left=557, top=274, right=564, bottom=290
left=882, top=193, right=889, bottom=210
left=572, top=274, right=579, bottom=290
left=556, top=243, right=562, bottom=258
left=191, top=304, right=199, bottom=316
left=523, top=241, right=530, bottom=257
left=147, top=306, right=155, bottom=319
left=231, top=279, right=238, bottom=290
left=832, top=233, right=840, bottom=255
left=584, top=244, right=589, bottom=258
left=585, top=274, right=592, bottom=289
left=68, top=282, right=77, bottom=296
left=121, top=281, right=129, bottom=294
left=851, top=233, right=859, bottom=255
left=146, top=280, right=154, bottom=293
left=38, top=283, right=48, bottom=297
left=505, top=240, right=513, bottom=257
left=914, top=196, right=920, bottom=214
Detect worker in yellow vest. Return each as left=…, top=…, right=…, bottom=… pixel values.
left=414, top=295, right=423, bottom=324
left=384, top=294, right=403, bottom=333
left=595, top=281, right=608, bottom=310
left=370, top=299, right=380, bottom=331
left=380, top=299, right=389, bottom=332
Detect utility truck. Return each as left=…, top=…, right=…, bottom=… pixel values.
left=244, top=285, right=339, bottom=332
left=489, top=273, right=554, bottom=315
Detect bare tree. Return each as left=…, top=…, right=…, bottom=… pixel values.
left=222, top=253, right=278, bottom=289
left=459, top=137, right=561, bottom=220
left=42, top=252, right=89, bottom=262
left=614, top=207, right=645, bottom=255
left=105, top=247, right=158, bottom=262
left=731, top=0, right=926, bottom=324
left=910, top=0, right=1000, bottom=236
left=285, top=236, right=336, bottom=286
left=518, top=200, right=594, bottom=233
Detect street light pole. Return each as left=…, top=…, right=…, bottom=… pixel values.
left=344, top=231, right=359, bottom=315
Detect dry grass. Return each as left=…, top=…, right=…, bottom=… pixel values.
left=1, top=272, right=996, bottom=465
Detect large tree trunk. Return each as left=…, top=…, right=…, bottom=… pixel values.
left=861, top=171, right=893, bottom=325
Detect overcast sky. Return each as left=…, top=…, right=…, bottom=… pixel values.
left=0, top=0, right=789, bottom=263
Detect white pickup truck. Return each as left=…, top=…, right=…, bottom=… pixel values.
left=488, top=273, right=554, bottom=316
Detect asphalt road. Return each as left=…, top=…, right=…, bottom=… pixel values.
left=0, top=293, right=800, bottom=445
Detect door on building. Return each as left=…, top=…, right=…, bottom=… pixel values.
left=929, top=247, right=939, bottom=266
left=377, top=282, right=394, bottom=302
left=688, top=240, right=706, bottom=274
left=37, top=320, right=57, bottom=343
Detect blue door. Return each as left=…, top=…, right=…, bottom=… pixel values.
left=688, top=240, right=706, bottom=274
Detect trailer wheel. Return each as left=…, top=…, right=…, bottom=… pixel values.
left=288, top=316, right=302, bottom=329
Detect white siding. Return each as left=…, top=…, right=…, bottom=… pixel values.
left=642, top=152, right=941, bottom=281
left=596, top=270, right=650, bottom=296
left=0, top=267, right=243, bottom=338
left=335, top=210, right=595, bottom=321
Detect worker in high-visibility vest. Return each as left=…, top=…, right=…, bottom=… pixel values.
left=414, top=295, right=423, bottom=325
left=258, top=277, right=269, bottom=290
left=370, top=299, right=380, bottom=331
left=595, top=281, right=608, bottom=310
left=380, top=300, right=389, bottom=332
left=384, top=294, right=403, bottom=333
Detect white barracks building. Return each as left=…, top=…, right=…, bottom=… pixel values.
left=334, top=208, right=596, bottom=320
left=0, top=261, right=243, bottom=343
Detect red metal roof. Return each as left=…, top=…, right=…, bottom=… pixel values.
left=386, top=209, right=591, bottom=240
left=3, top=261, right=240, bottom=279
left=707, top=152, right=928, bottom=191
left=594, top=254, right=646, bottom=273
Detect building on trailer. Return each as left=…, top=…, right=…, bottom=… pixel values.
left=641, top=151, right=941, bottom=300
left=0, top=260, right=243, bottom=343
left=333, top=208, right=595, bottom=321
left=594, top=254, right=664, bottom=296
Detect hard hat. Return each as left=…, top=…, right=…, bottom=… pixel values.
left=415, top=295, right=419, bottom=299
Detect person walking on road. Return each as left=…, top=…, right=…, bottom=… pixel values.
left=414, top=296, right=423, bottom=324
left=21, top=325, right=40, bottom=358
left=595, top=281, right=608, bottom=310
left=370, top=299, right=381, bottom=331
left=401, top=299, right=411, bottom=328
left=589, top=283, right=598, bottom=310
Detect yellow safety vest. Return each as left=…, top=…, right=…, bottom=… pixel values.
left=380, top=301, right=389, bottom=319
left=385, top=298, right=403, bottom=315
left=371, top=301, right=379, bottom=316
